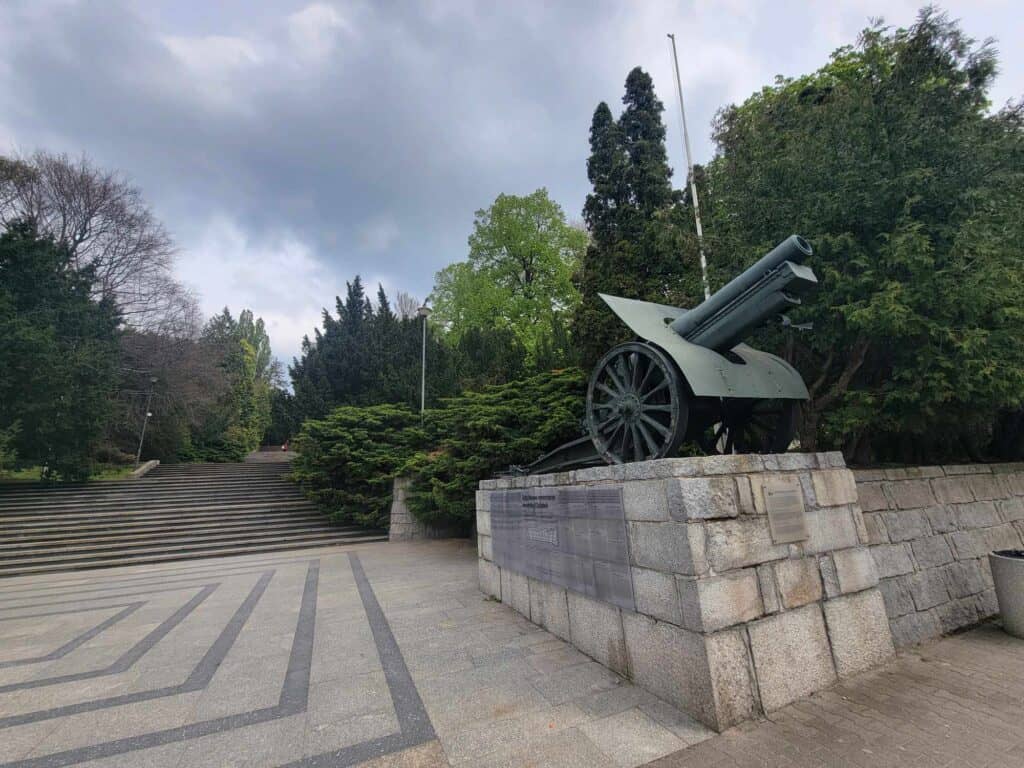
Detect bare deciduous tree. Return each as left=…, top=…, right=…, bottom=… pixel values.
left=0, top=151, right=195, bottom=331
left=395, top=290, right=420, bottom=320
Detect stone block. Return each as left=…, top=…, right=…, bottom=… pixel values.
left=943, top=464, right=987, bottom=476
left=628, top=522, right=706, bottom=575
left=941, top=560, right=988, bottom=600
left=907, top=570, right=948, bottom=611
left=621, top=612, right=715, bottom=728
left=883, top=509, right=932, bottom=542
left=477, top=534, right=493, bottom=562
left=954, top=501, right=1001, bottom=530
left=856, top=482, right=889, bottom=512
left=884, top=468, right=909, bottom=480
left=878, top=576, right=915, bottom=618
left=475, top=489, right=492, bottom=513
left=478, top=559, right=500, bottom=599
left=889, top=610, right=942, bottom=647
left=757, top=564, right=780, bottom=614
left=904, top=466, right=944, bottom=479
left=931, top=477, right=973, bottom=504
left=622, top=479, right=670, bottom=522
left=886, top=479, right=936, bottom=510
left=831, top=547, right=879, bottom=594
left=818, top=555, right=840, bottom=599
left=528, top=578, right=570, bottom=641
left=677, top=569, right=763, bottom=633
left=704, top=628, right=758, bottom=730
left=975, top=588, right=999, bottom=618
left=999, top=497, right=1024, bottom=523
left=983, top=523, right=1023, bottom=553
left=701, top=454, right=765, bottom=475
left=667, top=477, right=738, bottom=520
left=853, top=469, right=887, bottom=482
left=502, top=568, right=531, bottom=619
left=774, top=453, right=821, bottom=471
left=705, top=518, right=788, bottom=571
left=567, top=591, right=627, bottom=675
left=871, top=543, right=915, bottom=578
left=967, top=474, right=1006, bottom=502
left=923, top=505, right=958, bottom=534
left=910, top=535, right=954, bottom=570
left=852, top=508, right=870, bottom=545
left=862, top=512, right=889, bottom=545
left=1002, top=472, right=1024, bottom=496
left=812, top=469, right=859, bottom=507
left=935, top=596, right=980, bottom=634
left=819, top=451, right=846, bottom=468
left=735, top=476, right=756, bottom=515
left=804, top=508, right=860, bottom=554
left=476, top=507, right=492, bottom=536
left=774, top=557, right=822, bottom=607
left=632, top=567, right=682, bottom=625
left=949, top=528, right=991, bottom=560
left=823, top=590, right=895, bottom=677
left=748, top=605, right=836, bottom=712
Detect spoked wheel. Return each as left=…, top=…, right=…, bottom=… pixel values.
left=697, top=398, right=799, bottom=455
left=587, top=342, right=688, bottom=464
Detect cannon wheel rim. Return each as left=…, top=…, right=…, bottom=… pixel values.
left=698, top=399, right=799, bottom=455
left=587, top=342, right=688, bottom=465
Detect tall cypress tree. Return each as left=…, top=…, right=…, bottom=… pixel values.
left=572, top=67, right=693, bottom=367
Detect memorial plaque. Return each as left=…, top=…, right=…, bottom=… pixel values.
left=764, top=478, right=808, bottom=544
left=490, top=485, right=635, bottom=611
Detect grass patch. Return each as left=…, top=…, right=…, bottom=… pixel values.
left=0, top=463, right=136, bottom=483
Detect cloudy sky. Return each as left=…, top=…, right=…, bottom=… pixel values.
left=0, top=1, right=1020, bottom=367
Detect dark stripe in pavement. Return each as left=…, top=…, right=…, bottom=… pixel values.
left=0, top=603, right=143, bottom=670
left=0, top=572, right=273, bottom=729
left=0, top=563, right=318, bottom=768
left=0, top=584, right=216, bottom=695
left=278, top=553, right=435, bottom=767
left=0, top=555, right=431, bottom=768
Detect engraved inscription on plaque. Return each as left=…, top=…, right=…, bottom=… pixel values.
left=489, top=485, right=636, bottom=611
left=764, top=478, right=808, bottom=544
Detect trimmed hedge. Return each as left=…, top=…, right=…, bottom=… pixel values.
left=290, top=369, right=585, bottom=530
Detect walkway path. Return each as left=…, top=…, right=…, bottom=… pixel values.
left=0, top=540, right=1020, bottom=767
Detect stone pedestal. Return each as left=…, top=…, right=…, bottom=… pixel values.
left=388, top=477, right=461, bottom=541
left=476, top=452, right=895, bottom=732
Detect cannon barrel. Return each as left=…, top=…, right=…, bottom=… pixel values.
left=669, top=235, right=816, bottom=352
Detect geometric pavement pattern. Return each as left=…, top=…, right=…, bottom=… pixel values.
left=0, top=541, right=715, bottom=768
left=4, top=541, right=1022, bottom=768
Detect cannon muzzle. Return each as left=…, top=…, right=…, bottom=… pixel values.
left=669, top=235, right=817, bottom=352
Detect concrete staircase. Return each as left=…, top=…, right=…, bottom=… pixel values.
left=0, top=459, right=386, bottom=577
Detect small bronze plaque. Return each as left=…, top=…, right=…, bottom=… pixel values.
left=764, top=478, right=808, bottom=544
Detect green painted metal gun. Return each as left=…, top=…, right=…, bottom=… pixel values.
left=522, top=235, right=819, bottom=473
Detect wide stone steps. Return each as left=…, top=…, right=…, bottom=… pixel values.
left=0, top=458, right=384, bottom=576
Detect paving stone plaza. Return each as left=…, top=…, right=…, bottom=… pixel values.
left=0, top=540, right=1020, bottom=767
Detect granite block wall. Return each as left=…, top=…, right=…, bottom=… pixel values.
left=478, top=452, right=894, bottom=731
left=857, top=463, right=1024, bottom=646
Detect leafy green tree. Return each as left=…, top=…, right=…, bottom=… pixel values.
left=706, top=8, right=1024, bottom=461
left=0, top=220, right=121, bottom=479
left=188, top=307, right=276, bottom=461
left=431, top=189, right=586, bottom=365
left=573, top=69, right=705, bottom=366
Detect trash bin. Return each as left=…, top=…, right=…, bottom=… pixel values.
left=990, top=550, right=1024, bottom=639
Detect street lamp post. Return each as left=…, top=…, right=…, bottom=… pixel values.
left=134, top=376, right=157, bottom=469
left=417, top=305, right=432, bottom=418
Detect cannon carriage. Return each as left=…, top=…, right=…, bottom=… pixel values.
left=525, top=235, right=819, bottom=473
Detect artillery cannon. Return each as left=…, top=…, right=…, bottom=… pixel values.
left=525, top=235, right=818, bottom=473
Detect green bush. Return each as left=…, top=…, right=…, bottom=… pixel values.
left=290, top=369, right=586, bottom=530
left=290, top=403, right=426, bottom=528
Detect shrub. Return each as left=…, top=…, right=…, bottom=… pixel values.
left=290, top=369, right=586, bottom=530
